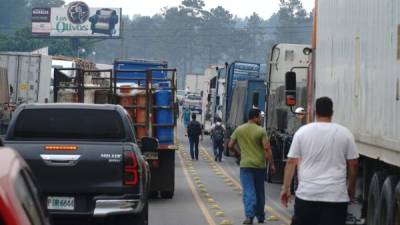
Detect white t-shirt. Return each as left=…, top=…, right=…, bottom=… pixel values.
left=288, top=122, right=359, bottom=202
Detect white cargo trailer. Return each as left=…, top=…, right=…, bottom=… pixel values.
left=302, top=0, right=400, bottom=223
left=0, top=52, right=51, bottom=104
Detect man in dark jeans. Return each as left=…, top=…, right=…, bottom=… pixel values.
left=187, top=113, right=203, bottom=160
left=280, top=97, right=359, bottom=225
left=210, top=117, right=225, bottom=162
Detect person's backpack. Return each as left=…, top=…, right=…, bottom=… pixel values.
left=212, top=125, right=225, bottom=143
left=187, top=121, right=202, bottom=137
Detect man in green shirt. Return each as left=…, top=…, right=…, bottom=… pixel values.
left=228, top=108, right=276, bottom=224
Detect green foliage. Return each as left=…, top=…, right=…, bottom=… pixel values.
left=0, top=26, right=93, bottom=57
left=0, top=0, right=30, bottom=34
left=0, top=0, right=313, bottom=88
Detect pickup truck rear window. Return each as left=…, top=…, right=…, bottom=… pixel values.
left=13, top=109, right=125, bottom=140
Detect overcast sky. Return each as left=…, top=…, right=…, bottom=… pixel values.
left=64, top=0, right=314, bottom=19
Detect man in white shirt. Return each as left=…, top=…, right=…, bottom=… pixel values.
left=280, top=97, right=359, bottom=225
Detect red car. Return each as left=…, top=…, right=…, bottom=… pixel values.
left=0, top=147, right=50, bottom=225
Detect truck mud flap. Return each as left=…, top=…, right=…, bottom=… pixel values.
left=150, top=150, right=175, bottom=193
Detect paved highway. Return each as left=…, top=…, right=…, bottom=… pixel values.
left=148, top=123, right=294, bottom=225
left=55, top=123, right=294, bottom=225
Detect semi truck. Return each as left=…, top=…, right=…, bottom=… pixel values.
left=286, top=0, right=400, bottom=223
left=53, top=59, right=178, bottom=199
left=266, top=43, right=310, bottom=183
left=222, top=61, right=267, bottom=156
left=0, top=52, right=52, bottom=104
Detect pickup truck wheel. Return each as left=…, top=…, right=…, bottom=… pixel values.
left=378, top=176, right=400, bottom=225
left=160, top=191, right=174, bottom=199
left=367, top=171, right=388, bottom=225
left=117, top=202, right=148, bottom=225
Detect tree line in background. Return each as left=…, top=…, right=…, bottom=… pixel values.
left=0, top=0, right=312, bottom=88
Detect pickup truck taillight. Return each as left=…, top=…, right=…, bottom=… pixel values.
left=123, top=151, right=139, bottom=186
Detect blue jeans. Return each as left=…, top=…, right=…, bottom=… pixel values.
left=189, top=136, right=199, bottom=160
left=213, top=141, right=223, bottom=161
left=240, top=168, right=266, bottom=221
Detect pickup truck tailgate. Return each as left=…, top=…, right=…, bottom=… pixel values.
left=6, top=141, right=139, bottom=194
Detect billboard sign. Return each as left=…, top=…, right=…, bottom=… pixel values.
left=32, top=1, right=121, bottom=38
left=32, top=8, right=52, bottom=36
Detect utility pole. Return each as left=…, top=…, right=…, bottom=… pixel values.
left=72, top=38, right=80, bottom=57
left=120, top=19, right=125, bottom=58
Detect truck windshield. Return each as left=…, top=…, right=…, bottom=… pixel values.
left=188, top=95, right=201, bottom=100
left=13, top=109, right=125, bottom=141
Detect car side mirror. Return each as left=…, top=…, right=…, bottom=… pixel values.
left=285, top=71, right=297, bottom=106
left=141, top=137, right=158, bottom=153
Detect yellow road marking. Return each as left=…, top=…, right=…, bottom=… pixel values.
left=177, top=149, right=218, bottom=225
left=200, top=146, right=291, bottom=225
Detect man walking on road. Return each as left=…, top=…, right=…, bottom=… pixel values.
left=228, top=108, right=276, bottom=224
left=210, top=117, right=225, bottom=162
left=280, top=97, right=359, bottom=225
left=187, top=113, right=203, bottom=160
left=181, top=107, right=191, bottom=128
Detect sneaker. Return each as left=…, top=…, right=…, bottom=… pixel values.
left=243, top=218, right=253, bottom=224
left=257, top=219, right=264, bottom=224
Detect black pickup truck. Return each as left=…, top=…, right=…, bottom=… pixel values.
left=3, top=103, right=155, bottom=225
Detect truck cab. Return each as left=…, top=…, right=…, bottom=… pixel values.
left=265, top=43, right=311, bottom=183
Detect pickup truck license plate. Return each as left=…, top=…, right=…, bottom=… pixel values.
left=47, top=196, right=74, bottom=211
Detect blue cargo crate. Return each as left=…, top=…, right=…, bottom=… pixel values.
left=114, top=59, right=168, bottom=84
left=154, top=90, right=174, bottom=144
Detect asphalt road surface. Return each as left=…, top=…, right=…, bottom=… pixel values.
left=54, top=122, right=294, bottom=225
left=148, top=123, right=294, bottom=225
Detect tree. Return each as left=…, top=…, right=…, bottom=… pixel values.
left=275, top=0, right=312, bottom=44
left=0, top=0, right=30, bottom=34
left=0, top=26, right=93, bottom=57
left=246, top=13, right=266, bottom=61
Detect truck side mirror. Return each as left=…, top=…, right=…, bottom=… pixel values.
left=141, top=137, right=158, bottom=153
left=285, top=72, right=297, bottom=106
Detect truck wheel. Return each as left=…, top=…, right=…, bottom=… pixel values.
left=367, top=171, right=388, bottom=225
left=395, top=182, right=400, bottom=225
left=160, top=191, right=174, bottom=199
left=117, top=202, right=148, bottom=225
left=378, top=176, right=400, bottom=225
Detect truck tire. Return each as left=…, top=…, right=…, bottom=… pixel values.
left=395, top=182, right=400, bottom=225
left=378, top=176, right=400, bottom=225
left=117, top=202, right=148, bottom=225
left=367, top=171, right=388, bottom=225
left=160, top=191, right=174, bottom=199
